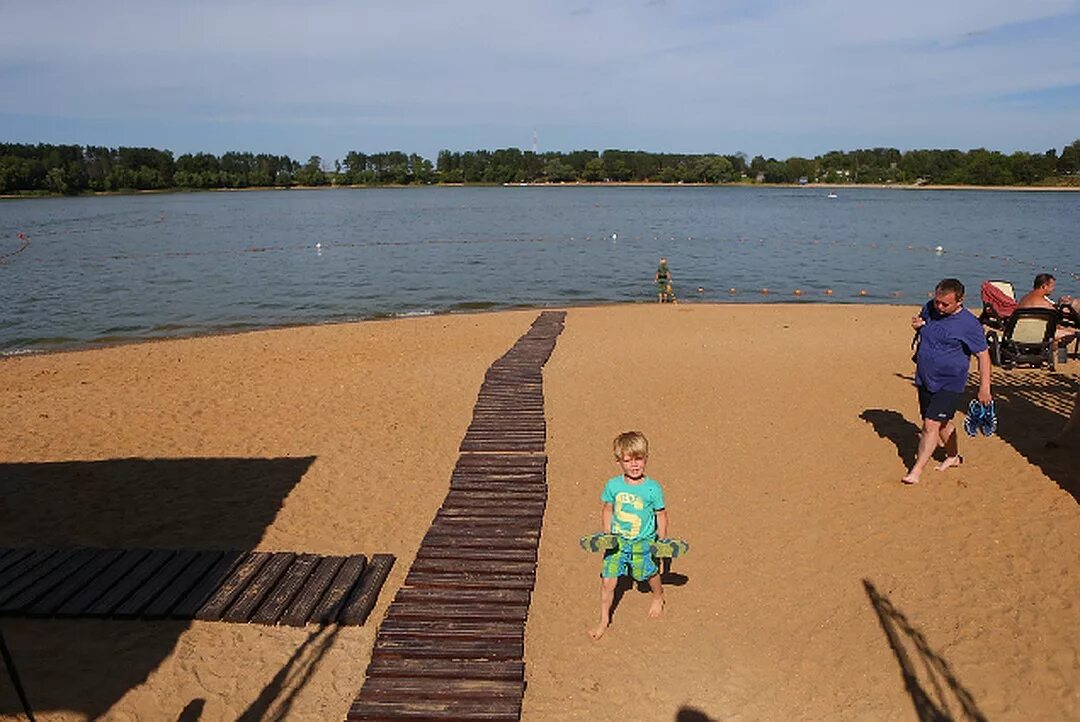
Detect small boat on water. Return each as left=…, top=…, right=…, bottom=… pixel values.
left=827, top=192, right=838, bottom=199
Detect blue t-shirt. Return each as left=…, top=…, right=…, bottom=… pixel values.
left=914, top=301, right=988, bottom=393
left=601, top=475, right=665, bottom=541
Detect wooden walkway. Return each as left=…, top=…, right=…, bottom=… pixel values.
left=348, top=310, right=566, bottom=721
left=0, top=547, right=393, bottom=627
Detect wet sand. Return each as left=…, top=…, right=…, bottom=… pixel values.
left=1, top=304, right=1077, bottom=720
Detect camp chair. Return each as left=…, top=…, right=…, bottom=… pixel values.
left=979, top=280, right=1016, bottom=331
left=987, top=307, right=1059, bottom=371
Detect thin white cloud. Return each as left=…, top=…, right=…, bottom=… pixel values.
left=1, top=0, right=1078, bottom=158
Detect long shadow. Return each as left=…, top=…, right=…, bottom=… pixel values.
left=860, top=409, right=922, bottom=467
left=863, top=579, right=987, bottom=722
left=0, top=456, right=314, bottom=719
left=986, top=371, right=1079, bottom=503
left=237, top=625, right=341, bottom=722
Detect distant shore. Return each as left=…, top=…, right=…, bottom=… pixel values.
left=3, top=179, right=1080, bottom=201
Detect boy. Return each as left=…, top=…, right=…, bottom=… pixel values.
left=590, top=431, right=668, bottom=640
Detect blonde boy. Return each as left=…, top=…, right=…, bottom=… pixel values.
left=590, top=431, right=669, bottom=640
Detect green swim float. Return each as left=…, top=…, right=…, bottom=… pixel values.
left=579, top=533, right=690, bottom=558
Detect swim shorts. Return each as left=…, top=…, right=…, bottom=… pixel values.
left=601, top=537, right=659, bottom=581
left=918, top=386, right=963, bottom=423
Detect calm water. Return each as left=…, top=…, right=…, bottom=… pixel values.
left=1, top=186, right=1078, bottom=354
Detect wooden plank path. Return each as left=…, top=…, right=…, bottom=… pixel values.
left=0, top=547, right=394, bottom=627
left=349, top=310, right=566, bottom=721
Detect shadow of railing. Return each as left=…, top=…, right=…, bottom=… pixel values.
left=987, top=370, right=1079, bottom=503
left=238, top=624, right=341, bottom=722
left=863, top=579, right=987, bottom=722
left=0, top=456, right=314, bottom=719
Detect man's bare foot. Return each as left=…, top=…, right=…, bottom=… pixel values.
left=589, top=620, right=609, bottom=640
left=901, top=473, right=920, bottom=485
left=648, top=596, right=665, bottom=619
left=935, top=455, right=963, bottom=472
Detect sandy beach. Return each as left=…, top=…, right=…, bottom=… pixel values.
left=1, top=304, right=1077, bottom=721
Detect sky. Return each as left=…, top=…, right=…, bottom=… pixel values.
left=1, top=0, right=1079, bottom=164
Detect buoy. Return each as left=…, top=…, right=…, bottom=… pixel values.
left=824, top=289, right=834, bottom=296
left=612, top=233, right=617, bottom=240
left=697, top=287, right=704, bottom=293
left=858, top=289, right=868, bottom=297
left=315, top=242, right=322, bottom=249
left=729, top=288, right=737, bottom=295
left=793, top=289, right=803, bottom=296
left=761, top=288, right=770, bottom=295
left=934, top=245, right=944, bottom=254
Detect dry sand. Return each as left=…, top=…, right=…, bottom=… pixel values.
left=1, top=304, right=1077, bottom=721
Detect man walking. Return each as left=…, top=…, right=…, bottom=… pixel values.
left=903, top=278, right=992, bottom=485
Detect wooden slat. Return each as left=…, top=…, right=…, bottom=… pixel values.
left=221, top=552, right=295, bottom=623
left=1, top=548, right=98, bottom=614
left=279, top=555, right=345, bottom=627
left=56, top=549, right=152, bottom=616
left=114, top=549, right=200, bottom=618
left=0, top=549, right=35, bottom=578
left=358, top=676, right=523, bottom=700
left=403, top=572, right=534, bottom=591
left=194, top=552, right=270, bottom=621
left=379, top=619, right=522, bottom=640
left=410, top=558, right=535, bottom=576
left=0, top=549, right=78, bottom=607
left=415, top=546, right=535, bottom=563
left=365, top=657, right=524, bottom=681
left=373, top=637, right=523, bottom=660
left=250, top=553, right=320, bottom=626
left=146, top=550, right=231, bottom=619
left=422, top=533, right=538, bottom=550
left=348, top=698, right=520, bottom=721
left=385, top=602, right=529, bottom=622
left=392, top=587, right=530, bottom=606
left=339, top=554, right=395, bottom=626
left=25, top=549, right=124, bottom=616
left=86, top=549, right=174, bottom=616
left=308, top=555, right=367, bottom=624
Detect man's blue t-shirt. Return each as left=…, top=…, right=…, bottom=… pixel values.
left=915, top=301, right=988, bottom=393
left=601, top=475, right=665, bottom=541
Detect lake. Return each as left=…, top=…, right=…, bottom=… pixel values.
left=1, top=185, right=1078, bottom=354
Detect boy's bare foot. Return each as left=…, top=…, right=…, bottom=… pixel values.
left=901, top=473, right=920, bottom=485
left=589, top=621, right=609, bottom=640
left=935, top=455, right=963, bottom=472
left=648, top=596, right=665, bottom=619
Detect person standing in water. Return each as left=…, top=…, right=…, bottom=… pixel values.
left=655, top=257, right=674, bottom=303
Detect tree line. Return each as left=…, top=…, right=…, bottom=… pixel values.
left=1, top=139, right=1078, bottom=195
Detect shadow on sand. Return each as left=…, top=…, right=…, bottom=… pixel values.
left=608, top=559, right=689, bottom=623
left=882, top=371, right=1078, bottom=501
left=860, top=409, right=922, bottom=468
left=0, top=455, right=314, bottom=720
left=864, top=579, right=987, bottom=722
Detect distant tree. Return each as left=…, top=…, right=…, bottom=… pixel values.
left=1059, top=139, right=1080, bottom=175
left=295, top=155, right=328, bottom=186
left=582, top=158, right=606, bottom=182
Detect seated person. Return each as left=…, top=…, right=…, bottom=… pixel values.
left=1017, top=273, right=1079, bottom=345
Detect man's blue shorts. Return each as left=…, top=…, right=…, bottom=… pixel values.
left=918, top=386, right=963, bottom=423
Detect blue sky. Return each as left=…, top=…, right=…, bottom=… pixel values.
left=1, top=0, right=1078, bottom=163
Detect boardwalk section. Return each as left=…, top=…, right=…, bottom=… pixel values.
left=348, top=310, right=566, bottom=721
left=0, top=546, right=393, bottom=627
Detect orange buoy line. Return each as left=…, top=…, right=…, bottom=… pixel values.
left=0, top=233, right=31, bottom=265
